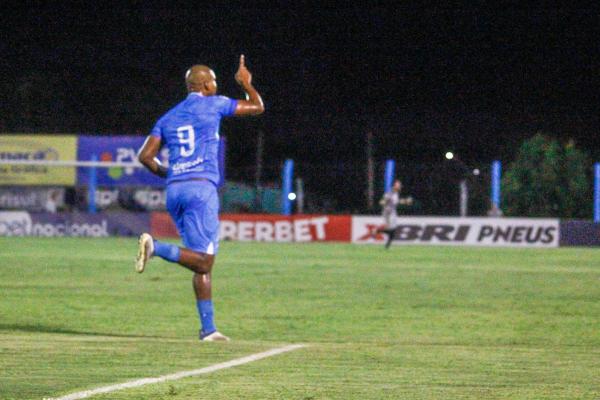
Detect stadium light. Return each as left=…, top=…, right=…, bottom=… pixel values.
left=445, top=151, right=454, bottom=160
left=288, top=192, right=297, bottom=201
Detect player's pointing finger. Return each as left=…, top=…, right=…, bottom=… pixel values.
left=239, top=54, right=245, bottom=66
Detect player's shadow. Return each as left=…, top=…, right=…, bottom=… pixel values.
left=0, top=323, right=166, bottom=339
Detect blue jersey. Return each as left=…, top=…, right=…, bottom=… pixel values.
left=151, top=92, right=237, bottom=185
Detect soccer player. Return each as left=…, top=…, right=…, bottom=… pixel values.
left=379, top=179, right=402, bottom=249
left=135, top=55, right=264, bottom=341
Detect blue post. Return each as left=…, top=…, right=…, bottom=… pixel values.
left=88, top=154, right=98, bottom=214
left=594, top=163, right=600, bottom=223
left=281, top=159, right=294, bottom=215
left=384, top=159, right=395, bottom=193
left=491, top=160, right=502, bottom=208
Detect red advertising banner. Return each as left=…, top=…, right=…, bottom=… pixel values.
left=151, top=213, right=352, bottom=242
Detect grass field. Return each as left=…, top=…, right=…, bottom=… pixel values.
left=0, top=238, right=599, bottom=399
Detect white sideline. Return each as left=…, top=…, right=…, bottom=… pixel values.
left=50, top=344, right=306, bottom=400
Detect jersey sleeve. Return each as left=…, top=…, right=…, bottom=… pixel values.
left=150, top=118, right=163, bottom=138
left=217, top=96, right=238, bottom=117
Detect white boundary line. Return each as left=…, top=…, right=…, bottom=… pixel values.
left=50, top=344, right=306, bottom=400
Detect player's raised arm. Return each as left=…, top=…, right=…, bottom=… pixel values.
left=234, top=55, right=265, bottom=116
left=138, top=136, right=167, bottom=178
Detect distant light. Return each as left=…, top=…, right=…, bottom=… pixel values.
left=288, top=192, right=297, bottom=201
left=445, top=152, right=454, bottom=160
left=473, top=168, right=480, bottom=176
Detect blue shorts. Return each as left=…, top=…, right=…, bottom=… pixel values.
left=166, top=180, right=219, bottom=255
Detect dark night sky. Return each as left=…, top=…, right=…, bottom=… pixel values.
left=2, top=7, right=600, bottom=171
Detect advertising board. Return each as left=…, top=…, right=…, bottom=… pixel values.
left=351, top=216, right=560, bottom=248
left=0, top=134, right=77, bottom=185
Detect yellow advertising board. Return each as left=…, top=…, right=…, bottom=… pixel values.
left=0, top=134, right=77, bottom=185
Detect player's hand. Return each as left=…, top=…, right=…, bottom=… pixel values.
left=235, top=54, right=252, bottom=87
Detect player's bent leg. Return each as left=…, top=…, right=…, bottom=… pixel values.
left=179, top=249, right=214, bottom=274
left=142, top=238, right=213, bottom=275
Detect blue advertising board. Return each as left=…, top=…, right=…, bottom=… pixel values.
left=0, top=211, right=151, bottom=237
left=77, top=135, right=226, bottom=187
left=77, top=136, right=167, bottom=187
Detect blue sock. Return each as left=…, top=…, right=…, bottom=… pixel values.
left=153, top=240, right=180, bottom=263
left=197, top=300, right=216, bottom=335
